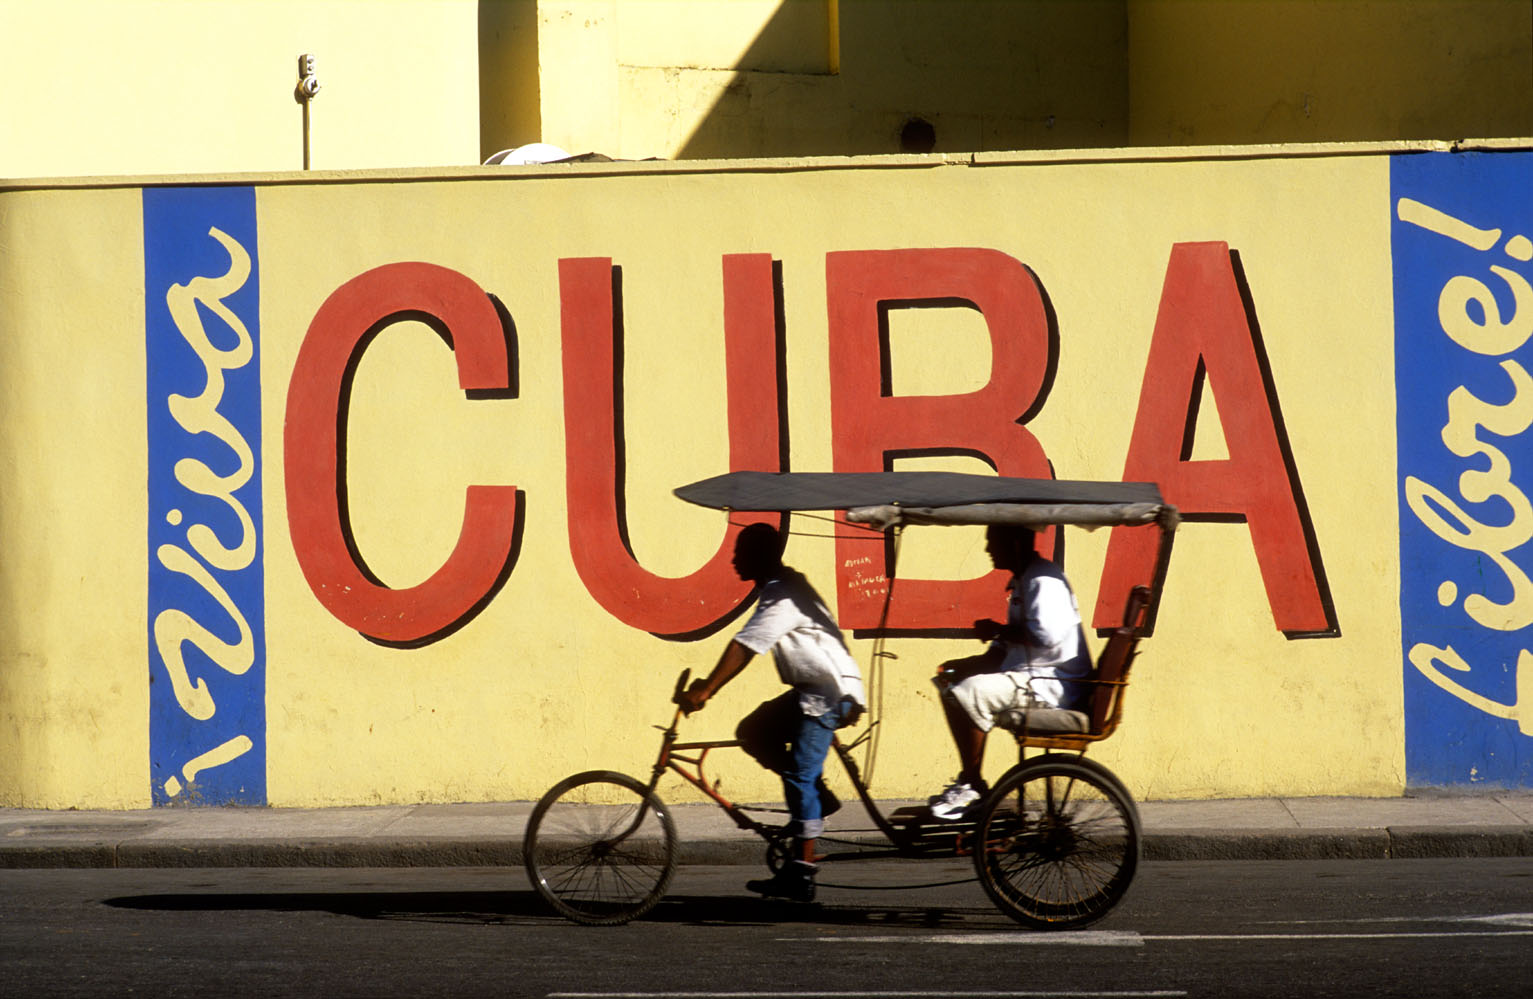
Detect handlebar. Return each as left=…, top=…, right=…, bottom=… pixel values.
left=671, top=668, right=692, bottom=707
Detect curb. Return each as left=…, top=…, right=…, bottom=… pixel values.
left=1388, top=825, right=1533, bottom=859
left=4, top=828, right=1530, bottom=869
left=1143, top=829, right=1393, bottom=861
left=0, top=839, right=524, bottom=870
left=1145, top=826, right=1533, bottom=861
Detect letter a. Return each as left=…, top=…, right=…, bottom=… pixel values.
left=1094, top=242, right=1334, bottom=636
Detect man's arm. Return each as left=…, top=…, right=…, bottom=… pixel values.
left=973, top=617, right=1032, bottom=644
left=975, top=576, right=1074, bottom=648
left=676, top=639, right=756, bottom=714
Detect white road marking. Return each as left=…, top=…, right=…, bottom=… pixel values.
left=548, top=993, right=1187, bottom=998
left=784, top=931, right=1144, bottom=946
left=787, top=927, right=1533, bottom=945
left=1145, top=930, right=1533, bottom=942
left=1254, top=912, right=1533, bottom=929
left=1436, top=913, right=1533, bottom=928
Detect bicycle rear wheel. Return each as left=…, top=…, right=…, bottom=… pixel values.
left=972, top=756, right=1140, bottom=929
left=524, top=770, right=678, bottom=925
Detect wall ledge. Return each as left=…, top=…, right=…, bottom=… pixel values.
left=4, top=138, right=1531, bottom=193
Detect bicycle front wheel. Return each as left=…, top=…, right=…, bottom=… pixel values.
left=524, top=770, right=678, bottom=925
left=972, top=757, right=1140, bottom=930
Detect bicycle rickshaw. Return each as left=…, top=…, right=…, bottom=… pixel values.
left=524, top=471, right=1177, bottom=929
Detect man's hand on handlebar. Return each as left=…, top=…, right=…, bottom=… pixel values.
left=676, top=679, right=710, bottom=715
left=678, top=640, right=755, bottom=715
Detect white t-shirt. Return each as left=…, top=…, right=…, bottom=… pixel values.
left=994, top=558, right=1091, bottom=708
left=733, top=568, right=866, bottom=717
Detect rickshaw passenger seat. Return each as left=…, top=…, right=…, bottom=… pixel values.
left=997, top=584, right=1153, bottom=746
left=995, top=704, right=1088, bottom=734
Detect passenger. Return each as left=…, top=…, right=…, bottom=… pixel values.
left=927, top=523, right=1091, bottom=820
left=677, top=523, right=866, bottom=902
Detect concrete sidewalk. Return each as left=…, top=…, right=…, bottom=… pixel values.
left=4, top=793, right=1532, bottom=869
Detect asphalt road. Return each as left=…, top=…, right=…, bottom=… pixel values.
left=3, top=859, right=1530, bottom=998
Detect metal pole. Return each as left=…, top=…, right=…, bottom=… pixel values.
left=296, top=54, right=320, bottom=171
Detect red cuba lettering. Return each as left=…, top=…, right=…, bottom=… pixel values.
left=826, top=248, right=1055, bottom=630
left=1094, top=242, right=1335, bottom=636
left=559, top=254, right=783, bottom=637
left=284, top=262, right=519, bottom=645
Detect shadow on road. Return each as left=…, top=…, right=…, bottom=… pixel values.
left=103, top=889, right=1004, bottom=929
left=105, top=889, right=548, bottom=924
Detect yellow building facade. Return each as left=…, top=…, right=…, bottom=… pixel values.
left=4, top=1, right=1528, bottom=178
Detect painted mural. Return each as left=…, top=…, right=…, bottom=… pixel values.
left=20, top=145, right=1518, bottom=808
left=1393, top=150, right=1533, bottom=787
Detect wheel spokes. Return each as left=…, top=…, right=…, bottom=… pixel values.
left=526, top=773, right=678, bottom=924
left=974, top=763, right=1140, bottom=927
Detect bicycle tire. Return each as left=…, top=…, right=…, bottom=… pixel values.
left=1035, top=753, right=1143, bottom=830
left=524, top=770, right=678, bottom=926
left=972, top=756, right=1140, bottom=929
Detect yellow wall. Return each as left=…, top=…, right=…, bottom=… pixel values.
left=518, top=0, right=1130, bottom=159
left=6, top=1, right=1528, bottom=180
left=0, top=189, right=149, bottom=808
left=1128, top=0, right=1533, bottom=145
left=0, top=0, right=481, bottom=179
left=1, top=145, right=1432, bottom=808
left=508, top=0, right=1531, bottom=161
left=479, top=0, right=544, bottom=159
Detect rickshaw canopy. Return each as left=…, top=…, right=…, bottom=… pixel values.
left=674, top=471, right=1178, bottom=532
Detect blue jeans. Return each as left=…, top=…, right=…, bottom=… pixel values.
left=735, top=690, right=851, bottom=838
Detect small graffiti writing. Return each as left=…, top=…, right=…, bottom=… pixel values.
left=842, top=555, right=889, bottom=601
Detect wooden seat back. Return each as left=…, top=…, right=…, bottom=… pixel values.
left=1013, top=584, right=1151, bottom=751
left=1088, top=585, right=1151, bottom=736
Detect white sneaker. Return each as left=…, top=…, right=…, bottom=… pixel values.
left=928, top=779, right=986, bottom=820
left=926, top=776, right=970, bottom=805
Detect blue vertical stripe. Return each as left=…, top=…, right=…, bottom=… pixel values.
left=1392, top=151, right=1533, bottom=788
left=144, top=186, right=266, bottom=805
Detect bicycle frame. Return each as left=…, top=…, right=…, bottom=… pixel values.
left=650, top=705, right=789, bottom=840
left=641, top=674, right=954, bottom=862
left=528, top=653, right=1147, bottom=930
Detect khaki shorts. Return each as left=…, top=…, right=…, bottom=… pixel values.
left=939, top=671, right=1041, bottom=734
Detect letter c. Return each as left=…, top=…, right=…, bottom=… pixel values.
left=284, top=262, right=518, bottom=644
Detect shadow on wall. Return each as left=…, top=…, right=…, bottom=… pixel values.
left=672, top=0, right=1130, bottom=159
left=481, top=1, right=1531, bottom=162
left=676, top=0, right=1533, bottom=158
